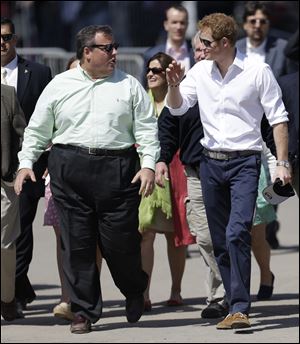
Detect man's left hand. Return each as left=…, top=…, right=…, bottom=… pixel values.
left=131, top=168, right=155, bottom=197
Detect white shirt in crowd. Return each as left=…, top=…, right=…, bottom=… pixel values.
left=246, top=37, right=267, bottom=64
left=1, top=55, right=18, bottom=89
left=166, top=39, right=191, bottom=73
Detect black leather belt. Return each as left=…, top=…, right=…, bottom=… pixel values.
left=54, top=144, right=135, bottom=156
left=202, top=148, right=260, bottom=160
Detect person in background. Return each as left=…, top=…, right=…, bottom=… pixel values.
left=156, top=31, right=228, bottom=319
left=278, top=70, right=299, bottom=197
left=1, top=17, right=52, bottom=313
left=143, top=5, right=194, bottom=86
left=14, top=25, right=160, bottom=334
left=236, top=2, right=288, bottom=250
left=139, top=52, right=195, bottom=312
left=236, top=1, right=287, bottom=79
left=278, top=30, right=299, bottom=196
left=251, top=142, right=277, bottom=300
left=1, top=84, right=26, bottom=321
left=166, top=12, right=291, bottom=330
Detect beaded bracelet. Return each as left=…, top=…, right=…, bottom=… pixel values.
left=168, top=83, right=180, bottom=87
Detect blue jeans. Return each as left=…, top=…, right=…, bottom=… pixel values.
left=199, top=153, right=261, bottom=314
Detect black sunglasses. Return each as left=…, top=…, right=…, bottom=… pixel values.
left=199, top=37, right=218, bottom=48
left=147, top=67, right=164, bottom=75
left=248, top=18, right=269, bottom=25
left=1, top=33, right=14, bottom=42
left=89, top=42, right=119, bottom=53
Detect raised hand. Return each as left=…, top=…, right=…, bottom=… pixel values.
left=166, top=60, right=185, bottom=87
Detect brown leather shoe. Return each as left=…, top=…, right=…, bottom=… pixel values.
left=1, top=299, right=17, bottom=321
left=70, top=315, right=91, bottom=334
left=216, top=314, right=234, bottom=329
left=231, top=312, right=251, bottom=329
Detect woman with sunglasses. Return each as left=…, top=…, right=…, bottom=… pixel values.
left=139, top=52, right=195, bottom=312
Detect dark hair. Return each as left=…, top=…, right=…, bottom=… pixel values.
left=1, top=17, right=15, bottom=33
left=65, top=56, right=78, bottom=70
left=243, top=1, right=270, bottom=22
left=147, top=52, right=173, bottom=71
left=165, top=5, right=189, bottom=21
left=76, top=25, right=113, bottom=60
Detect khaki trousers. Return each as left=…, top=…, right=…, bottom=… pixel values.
left=185, top=166, right=226, bottom=304
left=1, top=180, right=21, bottom=302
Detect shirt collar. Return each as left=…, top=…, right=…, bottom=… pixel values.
left=166, top=39, right=188, bottom=54
left=3, top=55, right=18, bottom=74
left=210, top=48, right=245, bottom=74
left=77, top=63, right=110, bottom=82
left=246, top=37, right=267, bottom=54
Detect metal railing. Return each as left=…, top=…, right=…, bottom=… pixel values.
left=17, top=47, right=147, bottom=83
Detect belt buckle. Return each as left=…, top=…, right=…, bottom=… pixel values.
left=88, top=147, right=97, bottom=155
left=217, top=152, right=228, bottom=160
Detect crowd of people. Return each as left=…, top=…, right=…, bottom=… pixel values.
left=1, top=1, right=299, bottom=335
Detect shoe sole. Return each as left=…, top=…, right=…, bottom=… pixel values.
left=54, top=311, right=74, bottom=321
left=231, top=322, right=251, bottom=329
left=70, top=328, right=91, bottom=334
left=216, top=326, right=232, bottom=330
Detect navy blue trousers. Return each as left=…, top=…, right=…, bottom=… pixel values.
left=199, top=153, right=261, bottom=314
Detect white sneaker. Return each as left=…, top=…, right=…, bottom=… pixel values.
left=53, top=302, right=74, bottom=321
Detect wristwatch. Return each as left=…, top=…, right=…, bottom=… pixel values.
left=276, top=160, right=290, bottom=168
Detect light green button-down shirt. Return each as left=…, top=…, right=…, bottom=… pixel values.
left=18, top=64, right=160, bottom=170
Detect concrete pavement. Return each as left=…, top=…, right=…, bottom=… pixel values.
left=1, top=195, right=299, bottom=343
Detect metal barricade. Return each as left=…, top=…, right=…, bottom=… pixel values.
left=16, top=47, right=147, bottom=83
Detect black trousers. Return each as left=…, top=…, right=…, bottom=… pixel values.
left=48, top=145, right=148, bottom=323
left=15, top=152, right=48, bottom=303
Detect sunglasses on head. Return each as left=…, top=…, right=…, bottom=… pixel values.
left=248, top=18, right=269, bottom=25
left=147, top=67, right=164, bottom=75
left=1, top=33, right=14, bottom=42
left=199, top=37, right=218, bottom=48
left=89, top=42, right=119, bottom=53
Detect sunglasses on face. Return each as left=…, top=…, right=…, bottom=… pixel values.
left=199, top=37, right=218, bottom=48
left=89, top=42, right=119, bottom=53
left=248, top=18, right=269, bottom=25
left=147, top=67, right=164, bottom=75
left=1, top=33, right=14, bottom=42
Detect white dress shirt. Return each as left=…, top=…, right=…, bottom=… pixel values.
left=2, top=55, right=18, bottom=90
left=166, top=39, right=191, bottom=73
left=246, top=37, right=267, bottom=63
left=167, top=50, right=288, bottom=152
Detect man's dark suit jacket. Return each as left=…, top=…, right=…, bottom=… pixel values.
left=17, top=56, right=52, bottom=124
left=142, top=41, right=194, bottom=86
left=17, top=55, right=52, bottom=185
left=1, top=84, right=26, bottom=181
left=278, top=71, right=299, bottom=170
left=236, top=36, right=287, bottom=79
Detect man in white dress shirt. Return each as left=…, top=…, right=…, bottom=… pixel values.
left=165, top=13, right=291, bottom=330
left=14, top=25, right=160, bottom=334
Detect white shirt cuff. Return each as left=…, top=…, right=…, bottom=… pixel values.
left=18, top=160, right=34, bottom=170
left=141, top=156, right=155, bottom=171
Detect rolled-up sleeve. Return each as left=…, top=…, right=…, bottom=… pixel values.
left=165, top=68, right=198, bottom=116
left=258, top=65, right=289, bottom=126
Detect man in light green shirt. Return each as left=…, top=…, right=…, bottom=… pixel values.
left=14, top=25, right=160, bottom=334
